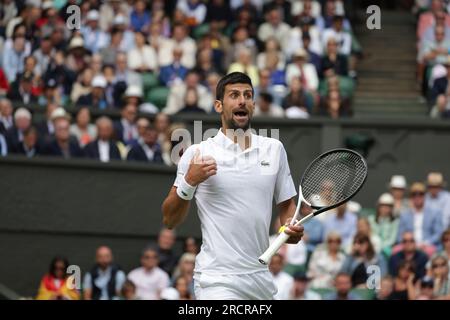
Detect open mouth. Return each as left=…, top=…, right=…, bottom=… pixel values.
left=232, top=110, right=248, bottom=120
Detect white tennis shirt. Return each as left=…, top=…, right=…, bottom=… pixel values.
left=174, top=129, right=297, bottom=275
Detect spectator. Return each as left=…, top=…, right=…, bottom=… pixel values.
left=389, top=175, right=409, bottom=217
left=3, top=33, right=28, bottom=83
left=130, top=0, right=151, bottom=33
left=0, top=98, right=13, bottom=132
left=325, top=272, right=360, bottom=300
left=256, top=37, right=286, bottom=71
left=269, top=253, right=294, bottom=300
left=177, top=0, right=207, bottom=27
left=288, top=271, right=321, bottom=300
left=425, top=172, right=450, bottom=230
left=114, top=103, right=139, bottom=145
left=318, top=89, right=351, bottom=118
left=77, top=75, right=109, bottom=110
left=120, top=280, right=139, bottom=300
left=225, top=26, right=257, bottom=69
left=416, top=276, right=435, bottom=300
left=36, top=256, right=80, bottom=300
left=99, top=28, right=125, bottom=66
left=389, top=231, right=429, bottom=280
left=354, top=217, right=382, bottom=254
left=84, top=116, right=122, bottom=162
left=156, top=228, right=179, bottom=276
left=398, top=182, right=443, bottom=250
left=174, top=276, right=193, bottom=300
left=286, top=48, right=319, bottom=92
left=127, top=246, right=170, bottom=300
left=183, top=236, right=200, bottom=255
left=368, top=193, right=400, bottom=257
left=98, top=0, right=130, bottom=32
left=322, top=15, right=352, bottom=57
left=257, top=6, right=291, bottom=53
left=375, top=276, right=395, bottom=300
left=159, top=47, right=189, bottom=87
left=171, top=253, right=195, bottom=297
left=32, top=35, right=54, bottom=78
left=282, top=77, right=312, bottom=117
left=307, top=232, right=347, bottom=288
left=158, top=23, right=197, bottom=69
left=430, top=255, right=450, bottom=299
left=390, top=260, right=418, bottom=300
left=177, top=88, right=206, bottom=114
left=323, top=203, right=357, bottom=249
left=7, top=71, right=38, bottom=106
left=163, top=70, right=212, bottom=114
left=127, top=31, right=158, bottom=74
left=11, top=126, right=39, bottom=157
left=320, top=38, right=349, bottom=78
left=340, top=233, right=387, bottom=288
left=5, top=107, right=32, bottom=153
left=69, top=107, right=97, bottom=147
left=65, top=37, right=91, bottom=74
left=83, top=246, right=126, bottom=300
left=41, top=110, right=84, bottom=158
left=126, top=126, right=163, bottom=163
left=254, top=92, right=284, bottom=118
left=38, top=78, right=61, bottom=107
left=228, top=47, right=259, bottom=87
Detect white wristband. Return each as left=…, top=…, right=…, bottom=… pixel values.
left=176, top=176, right=197, bottom=200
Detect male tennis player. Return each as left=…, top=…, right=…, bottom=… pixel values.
left=162, top=72, right=303, bottom=300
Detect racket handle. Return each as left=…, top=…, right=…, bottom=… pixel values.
left=258, top=212, right=314, bottom=265
left=258, top=232, right=290, bottom=265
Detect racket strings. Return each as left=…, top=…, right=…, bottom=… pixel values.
left=301, top=151, right=366, bottom=206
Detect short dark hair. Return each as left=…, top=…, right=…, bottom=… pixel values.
left=259, top=92, right=273, bottom=104
left=216, top=72, right=253, bottom=101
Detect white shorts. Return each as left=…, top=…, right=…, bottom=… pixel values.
left=193, top=271, right=277, bottom=300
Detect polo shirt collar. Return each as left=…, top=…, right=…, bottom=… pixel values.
left=213, top=128, right=261, bottom=151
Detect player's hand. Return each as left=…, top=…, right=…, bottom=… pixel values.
left=185, top=149, right=217, bottom=186
left=282, top=217, right=304, bottom=244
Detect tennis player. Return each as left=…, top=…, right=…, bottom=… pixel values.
left=162, top=72, right=304, bottom=300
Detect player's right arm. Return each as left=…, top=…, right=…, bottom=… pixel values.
left=162, top=148, right=217, bottom=229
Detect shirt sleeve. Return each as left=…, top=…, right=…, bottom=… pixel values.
left=274, top=143, right=297, bottom=204
left=173, top=144, right=197, bottom=188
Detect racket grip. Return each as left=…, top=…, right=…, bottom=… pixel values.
left=258, top=232, right=290, bottom=265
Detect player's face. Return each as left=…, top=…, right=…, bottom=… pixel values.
left=215, top=83, right=254, bottom=131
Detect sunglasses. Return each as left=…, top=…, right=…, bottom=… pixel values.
left=402, top=239, right=415, bottom=243
left=432, top=263, right=447, bottom=269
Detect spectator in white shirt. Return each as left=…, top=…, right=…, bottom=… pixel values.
left=269, top=253, right=294, bottom=300
left=158, top=23, right=197, bottom=69
left=127, top=31, right=158, bottom=73
left=289, top=271, right=321, bottom=300
left=177, top=0, right=207, bottom=27
left=257, top=6, right=291, bottom=53
left=425, top=172, right=450, bottom=230
left=127, top=247, right=170, bottom=300
left=322, top=15, right=352, bottom=56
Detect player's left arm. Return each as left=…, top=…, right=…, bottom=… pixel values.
left=277, top=198, right=304, bottom=244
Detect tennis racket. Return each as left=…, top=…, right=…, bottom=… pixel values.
left=258, top=148, right=368, bottom=265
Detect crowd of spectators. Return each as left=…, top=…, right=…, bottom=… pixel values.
left=0, top=0, right=362, bottom=165
left=415, top=0, right=450, bottom=118
left=35, top=171, right=450, bottom=300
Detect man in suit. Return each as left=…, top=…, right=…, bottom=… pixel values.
left=5, top=107, right=32, bottom=153
left=84, top=116, right=121, bottom=162
left=159, top=47, right=188, bottom=86
left=6, top=71, right=39, bottom=106
left=41, top=113, right=84, bottom=159
left=36, top=102, right=58, bottom=145
left=127, top=126, right=163, bottom=163
left=114, top=103, right=139, bottom=145
left=398, top=182, right=443, bottom=249
left=0, top=98, right=14, bottom=133
left=11, top=126, right=40, bottom=157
